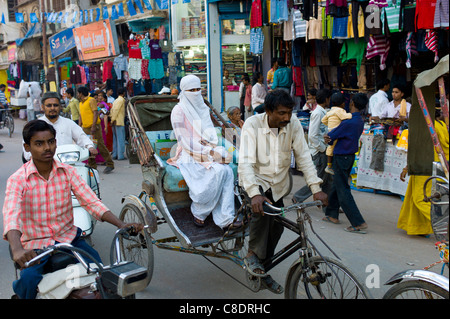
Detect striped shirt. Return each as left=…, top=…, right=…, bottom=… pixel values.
left=0, top=91, right=7, bottom=106
left=2, top=160, right=108, bottom=249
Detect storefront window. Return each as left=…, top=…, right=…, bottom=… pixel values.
left=222, top=19, right=250, bottom=36
left=173, top=0, right=206, bottom=40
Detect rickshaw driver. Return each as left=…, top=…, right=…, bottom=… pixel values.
left=238, top=89, right=328, bottom=294
left=167, top=75, right=242, bottom=230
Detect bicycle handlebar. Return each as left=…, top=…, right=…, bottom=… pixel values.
left=263, top=200, right=323, bottom=215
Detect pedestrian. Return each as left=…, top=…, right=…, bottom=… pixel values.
left=110, top=87, right=127, bottom=160
left=26, top=88, right=35, bottom=121
left=0, top=84, right=8, bottom=123
left=22, top=91, right=97, bottom=162
left=243, top=75, right=253, bottom=120
left=239, top=73, right=249, bottom=121
left=271, top=58, right=292, bottom=93
left=368, top=79, right=390, bottom=122
left=77, top=86, right=115, bottom=174
left=252, top=72, right=267, bottom=114
left=106, top=88, right=115, bottom=105
left=63, top=88, right=81, bottom=125
left=294, top=88, right=333, bottom=208
left=302, top=88, right=317, bottom=112
left=266, top=58, right=278, bottom=90
left=239, top=89, right=327, bottom=293
left=321, top=92, right=353, bottom=175
left=323, top=93, right=369, bottom=234
left=397, top=107, right=449, bottom=236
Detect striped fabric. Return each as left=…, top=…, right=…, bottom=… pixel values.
left=405, top=32, right=418, bottom=68
left=366, top=35, right=391, bottom=70
left=293, top=9, right=307, bottom=38
left=425, top=30, right=439, bottom=62
left=434, top=0, right=449, bottom=28
left=382, top=0, right=401, bottom=33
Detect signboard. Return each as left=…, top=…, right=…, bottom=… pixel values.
left=72, top=19, right=119, bottom=61
left=49, top=27, right=76, bottom=59
left=8, top=43, right=16, bottom=62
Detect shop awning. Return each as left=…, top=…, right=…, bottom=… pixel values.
left=16, top=23, right=42, bottom=47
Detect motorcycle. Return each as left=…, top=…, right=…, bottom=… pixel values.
left=14, top=226, right=149, bottom=299
left=55, top=144, right=100, bottom=245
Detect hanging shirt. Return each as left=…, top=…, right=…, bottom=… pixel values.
left=250, top=0, right=263, bottom=28
left=113, top=55, right=129, bottom=80
left=149, top=39, right=162, bottom=59
left=139, top=38, right=151, bottom=59
left=102, top=60, right=113, bottom=82
left=128, top=39, right=142, bottom=59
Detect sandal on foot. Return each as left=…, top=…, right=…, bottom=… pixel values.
left=261, top=275, right=284, bottom=294
left=322, top=216, right=341, bottom=224
left=193, top=217, right=205, bottom=227
left=344, top=226, right=366, bottom=234
left=243, top=254, right=266, bottom=277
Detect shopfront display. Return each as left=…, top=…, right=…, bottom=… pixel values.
left=182, top=46, right=207, bottom=95
left=172, top=0, right=206, bottom=44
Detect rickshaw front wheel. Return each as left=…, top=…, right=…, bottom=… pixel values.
left=119, top=203, right=155, bottom=288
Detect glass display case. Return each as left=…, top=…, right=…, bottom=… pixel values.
left=172, top=0, right=206, bottom=43
left=182, top=45, right=207, bottom=95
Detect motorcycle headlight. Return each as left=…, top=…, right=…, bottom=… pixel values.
left=57, top=151, right=80, bottom=164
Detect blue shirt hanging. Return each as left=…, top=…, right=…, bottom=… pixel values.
left=95, top=8, right=100, bottom=21
left=30, top=12, right=39, bottom=23
left=143, top=0, right=153, bottom=10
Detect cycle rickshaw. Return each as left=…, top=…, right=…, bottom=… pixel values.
left=0, top=107, right=14, bottom=137
left=118, top=94, right=370, bottom=299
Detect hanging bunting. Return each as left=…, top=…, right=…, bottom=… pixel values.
left=172, top=0, right=178, bottom=5
left=135, top=0, right=145, bottom=13
left=96, top=8, right=100, bottom=21
left=84, top=10, right=88, bottom=23
left=57, top=12, right=63, bottom=23
left=72, top=10, right=77, bottom=23
left=15, top=12, right=24, bottom=23
left=143, top=0, right=153, bottom=10
left=30, top=12, right=39, bottom=23
left=127, top=0, right=137, bottom=16
left=111, top=5, right=119, bottom=20
left=1, top=13, right=5, bottom=24
left=79, top=10, right=83, bottom=24
left=103, top=6, right=109, bottom=19
left=89, top=9, right=94, bottom=22
left=118, top=3, right=125, bottom=17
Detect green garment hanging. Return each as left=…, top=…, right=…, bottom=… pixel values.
left=339, top=39, right=367, bottom=73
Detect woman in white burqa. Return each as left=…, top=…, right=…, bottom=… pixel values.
left=167, top=75, right=238, bottom=229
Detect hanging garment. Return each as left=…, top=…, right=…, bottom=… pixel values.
left=339, top=39, right=367, bottom=72
left=293, top=10, right=307, bottom=38
left=405, top=32, right=418, bottom=68
left=424, top=30, right=439, bottom=62
left=434, top=0, right=449, bottom=27
left=250, top=28, right=264, bottom=54
left=148, top=59, right=165, bottom=79
left=149, top=39, right=163, bottom=59
left=141, top=59, right=150, bottom=80
left=382, top=0, right=402, bottom=34
left=332, top=16, right=348, bottom=39
left=139, top=38, right=151, bottom=59
left=102, top=59, right=113, bottom=82
left=128, top=58, right=142, bottom=80
left=284, top=11, right=294, bottom=41
left=415, top=0, right=438, bottom=30
left=113, top=55, right=129, bottom=80
left=128, top=39, right=142, bottom=59
left=250, top=0, right=263, bottom=28
left=366, top=35, right=390, bottom=70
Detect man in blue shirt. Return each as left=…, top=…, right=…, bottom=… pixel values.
left=323, top=93, right=369, bottom=234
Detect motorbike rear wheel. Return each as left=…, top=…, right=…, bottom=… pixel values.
left=119, top=203, right=154, bottom=288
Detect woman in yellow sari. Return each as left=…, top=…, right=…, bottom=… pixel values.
left=397, top=109, right=449, bottom=236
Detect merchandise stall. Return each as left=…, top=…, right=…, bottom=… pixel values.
left=245, top=0, right=449, bottom=194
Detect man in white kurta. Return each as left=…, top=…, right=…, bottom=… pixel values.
left=167, top=75, right=236, bottom=229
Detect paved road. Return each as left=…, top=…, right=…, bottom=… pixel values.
left=0, top=119, right=446, bottom=300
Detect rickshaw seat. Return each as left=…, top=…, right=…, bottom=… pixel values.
left=146, top=130, right=238, bottom=193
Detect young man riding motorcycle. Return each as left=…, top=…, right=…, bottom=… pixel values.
left=3, top=120, right=143, bottom=299
left=22, top=92, right=98, bottom=163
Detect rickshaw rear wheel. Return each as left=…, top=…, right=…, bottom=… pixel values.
left=119, top=203, right=154, bottom=287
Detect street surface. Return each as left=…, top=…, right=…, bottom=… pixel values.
left=0, top=119, right=446, bottom=300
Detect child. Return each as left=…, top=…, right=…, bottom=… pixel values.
left=321, top=92, right=352, bottom=175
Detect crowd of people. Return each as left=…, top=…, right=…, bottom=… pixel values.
left=1, top=71, right=448, bottom=298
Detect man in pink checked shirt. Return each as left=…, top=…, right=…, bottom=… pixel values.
left=2, top=120, right=143, bottom=299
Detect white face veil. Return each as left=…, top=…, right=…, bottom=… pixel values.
left=178, top=75, right=218, bottom=145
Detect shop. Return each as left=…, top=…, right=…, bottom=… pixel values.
left=171, top=0, right=207, bottom=95
left=244, top=0, right=449, bottom=196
